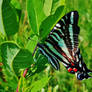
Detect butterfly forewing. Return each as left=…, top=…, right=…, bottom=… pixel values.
left=38, top=11, right=80, bottom=70
left=38, top=11, right=92, bottom=80
left=59, top=11, right=80, bottom=54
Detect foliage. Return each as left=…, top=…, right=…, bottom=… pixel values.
left=0, top=0, right=92, bottom=92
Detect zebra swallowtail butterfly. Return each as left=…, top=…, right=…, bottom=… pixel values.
left=37, top=11, right=92, bottom=80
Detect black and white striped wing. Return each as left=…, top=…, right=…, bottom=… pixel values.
left=38, top=11, right=80, bottom=70
left=55, top=11, right=80, bottom=55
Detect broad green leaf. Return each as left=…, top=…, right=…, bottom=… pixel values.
left=39, top=6, right=64, bottom=41
left=51, top=0, right=65, bottom=14
left=31, top=76, right=50, bottom=92
left=1, top=42, right=34, bottom=75
left=1, top=42, right=20, bottom=70
left=27, top=0, right=46, bottom=35
left=27, top=0, right=65, bottom=38
left=25, top=76, right=50, bottom=92
left=0, top=0, right=5, bottom=36
left=12, top=49, right=34, bottom=75
left=26, top=35, right=38, bottom=54
left=1, top=0, right=19, bottom=36
left=43, top=0, right=53, bottom=16
left=11, top=0, right=22, bottom=22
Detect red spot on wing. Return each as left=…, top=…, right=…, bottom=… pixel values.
left=73, top=68, right=77, bottom=72
left=68, top=68, right=73, bottom=72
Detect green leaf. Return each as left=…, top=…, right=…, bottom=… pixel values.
left=1, top=0, right=19, bottom=36
left=31, top=76, right=50, bottom=92
left=11, top=0, right=21, bottom=9
left=27, top=0, right=65, bottom=39
left=43, top=0, right=53, bottom=16
left=10, top=0, right=22, bottom=22
left=0, top=0, right=5, bottom=36
left=1, top=42, right=20, bottom=70
left=39, top=6, right=65, bottom=41
left=12, top=49, right=34, bottom=75
left=27, top=0, right=46, bottom=35
left=51, top=0, right=65, bottom=14
left=26, top=35, right=38, bottom=54
left=1, top=42, right=34, bottom=75
left=25, top=76, right=50, bottom=92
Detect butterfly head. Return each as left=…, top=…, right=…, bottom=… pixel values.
left=76, top=71, right=92, bottom=80
left=73, top=49, right=92, bottom=80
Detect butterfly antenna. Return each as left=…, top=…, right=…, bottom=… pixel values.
left=87, top=69, right=92, bottom=74
left=28, top=37, right=38, bottom=42
left=87, top=75, right=92, bottom=79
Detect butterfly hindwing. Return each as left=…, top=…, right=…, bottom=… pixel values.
left=38, top=43, right=60, bottom=70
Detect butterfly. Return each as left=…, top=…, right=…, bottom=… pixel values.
left=37, top=11, right=92, bottom=80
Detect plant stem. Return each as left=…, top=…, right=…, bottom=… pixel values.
left=16, top=44, right=38, bottom=92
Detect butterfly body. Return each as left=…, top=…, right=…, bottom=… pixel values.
left=38, top=11, right=92, bottom=80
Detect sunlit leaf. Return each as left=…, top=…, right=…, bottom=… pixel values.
left=1, top=42, right=34, bottom=75
left=26, top=35, right=38, bottom=54
left=1, top=0, right=19, bottom=36
left=27, top=0, right=46, bottom=35
left=25, top=76, right=50, bottom=92
left=39, top=6, right=64, bottom=41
